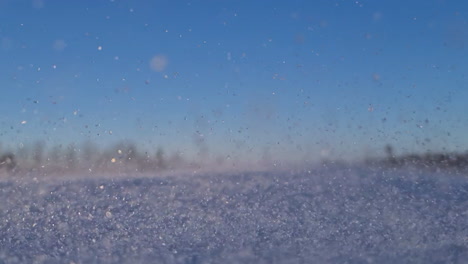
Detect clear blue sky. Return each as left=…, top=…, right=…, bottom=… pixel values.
left=1, top=0, right=467, bottom=163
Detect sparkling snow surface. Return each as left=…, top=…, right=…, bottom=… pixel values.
left=1, top=167, right=467, bottom=263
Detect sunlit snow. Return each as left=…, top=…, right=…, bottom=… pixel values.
left=1, top=166, right=467, bottom=263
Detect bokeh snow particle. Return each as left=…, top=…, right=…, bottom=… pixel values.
left=150, top=55, right=168, bottom=72
left=53, top=39, right=67, bottom=51
left=372, top=73, right=381, bottom=81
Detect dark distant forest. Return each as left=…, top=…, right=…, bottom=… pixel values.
left=2, top=141, right=468, bottom=175
left=0, top=140, right=188, bottom=175
left=367, top=144, right=468, bottom=170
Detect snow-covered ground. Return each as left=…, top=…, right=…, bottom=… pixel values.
left=1, top=166, right=467, bottom=263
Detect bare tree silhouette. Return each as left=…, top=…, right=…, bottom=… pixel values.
left=33, top=140, right=45, bottom=168
left=0, top=153, right=16, bottom=172
left=384, top=144, right=397, bottom=165
left=66, top=144, right=78, bottom=170
left=155, top=147, right=167, bottom=170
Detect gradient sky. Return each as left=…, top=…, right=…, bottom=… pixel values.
left=0, top=0, right=467, bottom=164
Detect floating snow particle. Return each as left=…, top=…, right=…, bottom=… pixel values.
left=150, top=55, right=168, bottom=72
left=21, top=120, right=27, bottom=124
left=97, top=46, right=103, bottom=51
left=114, top=56, right=119, bottom=60
left=111, top=158, right=116, bottom=163
left=99, top=185, right=105, bottom=190
left=52, top=64, right=57, bottom=69
left=53, top=39, right=67, bottom=51
left=373, top=12, right=383, bottom=21
left=372, top=73, right=380, bottom=81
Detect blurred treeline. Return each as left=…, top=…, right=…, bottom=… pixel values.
left=0, top=140, right=187, bottom=174
left=369, top=144, right=468, bottom=170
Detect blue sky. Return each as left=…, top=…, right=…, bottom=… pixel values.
left=1, top=0, right=467, bottom=163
